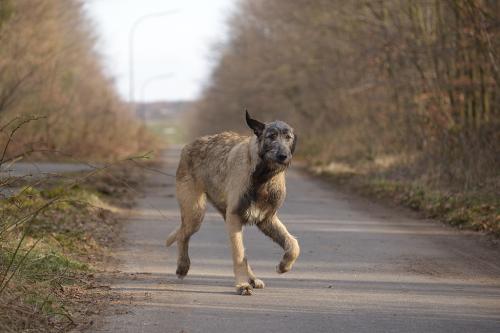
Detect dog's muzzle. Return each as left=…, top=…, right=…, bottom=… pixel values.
left=276, top=153, right=291, bottom=165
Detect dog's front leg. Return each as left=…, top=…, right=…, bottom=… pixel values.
left=225, top=213, right=253, bottom=295
left=257, top=215, right=300, bottom=274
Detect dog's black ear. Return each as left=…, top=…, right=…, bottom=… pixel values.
left=291, top=133, right=298, bottom=154
left=245, top=110, right=265, bottom=137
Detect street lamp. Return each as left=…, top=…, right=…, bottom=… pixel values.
left=140, top=73, right=174, bottom=102
left=128, top=9, right=178, bottom=104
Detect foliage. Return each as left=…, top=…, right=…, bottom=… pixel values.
left=193, top=0, right=500, bottom=190
left=0, top=0, right=157, bottom=161
left=0, top=164, right=143, bottom=332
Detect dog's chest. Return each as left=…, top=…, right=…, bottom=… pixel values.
left=237, top=181, right=285, bottom=224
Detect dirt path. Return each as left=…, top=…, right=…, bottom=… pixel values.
left=91, top=147, right=500, bottom=333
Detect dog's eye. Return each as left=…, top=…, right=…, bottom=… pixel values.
left=285, top=134, right=292, bottom=140
left=268, top=133, right=277, bottom=139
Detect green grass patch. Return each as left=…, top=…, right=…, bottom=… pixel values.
left=1, top=246, right=88, bottom=283
left=146, top=120, right=187, bottom=144
left=0, top=166, right=138, bottom=332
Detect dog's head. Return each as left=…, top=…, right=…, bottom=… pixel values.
left=246, top=110, right=297, bottom=167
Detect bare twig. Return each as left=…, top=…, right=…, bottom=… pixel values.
left=129, top=158, right=176, bottom=178
left=0, top=115, right=47, bottom=168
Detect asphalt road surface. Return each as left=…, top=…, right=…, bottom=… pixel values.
left=0, top=161, right=99, bottom=198
left=0, top=161, right=97, bottom=178
left=92, top=147, right=500, bottom=333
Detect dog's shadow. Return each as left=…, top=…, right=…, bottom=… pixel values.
left=113, top=272, right=238, bottom=296
left=164, top=274, right=236, bottom=295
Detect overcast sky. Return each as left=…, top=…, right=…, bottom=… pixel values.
left=84, top=0, right=235, bottom=102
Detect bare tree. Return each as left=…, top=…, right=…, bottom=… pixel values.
left=193, top=0, right=500, bottom=188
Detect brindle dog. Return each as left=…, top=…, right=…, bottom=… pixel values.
left=166, top=111, right=300, bottom=295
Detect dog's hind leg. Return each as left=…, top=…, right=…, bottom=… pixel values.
left=257, top=215, right=300, bottom=274
left=171, top=177, right=206, bottom=279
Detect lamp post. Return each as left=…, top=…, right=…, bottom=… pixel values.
left=140, top=73, right=174, bottom=102
left=128, top=10, right=178, bottom=104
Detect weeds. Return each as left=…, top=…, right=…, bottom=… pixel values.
left=318, top=169, right=500, bottom=237
left=0, top=156, right=148, bottom=332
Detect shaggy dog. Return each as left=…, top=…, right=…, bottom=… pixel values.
left=166, top=111, right=299, bottom=295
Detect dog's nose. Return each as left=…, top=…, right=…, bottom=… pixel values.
left=277, top=153, right=288, bottom=162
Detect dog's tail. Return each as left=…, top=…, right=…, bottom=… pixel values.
left=165, top=228, right=179, bottom=247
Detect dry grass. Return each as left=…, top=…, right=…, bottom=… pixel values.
left=0, top=0, right=161, bottom=161
left=0, top=163, right=146, bottom=332
left=315, top=165, right=500, bottom=237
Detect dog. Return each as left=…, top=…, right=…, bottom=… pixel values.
left=166, top=111, right=300, bottom=295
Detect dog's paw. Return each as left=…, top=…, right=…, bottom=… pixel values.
left=176, top=261, right=190, bottom=279
left=249, top=278, right=265, bottom=289
left=236, top=283, right=253, bottom=296
left=276, top=262, right=291, bottom=274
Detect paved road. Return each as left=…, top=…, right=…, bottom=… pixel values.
left=0, top=161, right=99, bottom=198
left=92, top=147, right=500, bottom=333
left=0, top=161, right=97, bottom=178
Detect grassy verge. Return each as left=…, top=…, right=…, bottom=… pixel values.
left=313, top=166, right=500, bottom=237
left=0, top=164, right=144, bottom=332
left=146, top=120, right=188, bottom=145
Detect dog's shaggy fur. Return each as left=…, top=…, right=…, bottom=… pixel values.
left=166, top=111, right=300, bottom=295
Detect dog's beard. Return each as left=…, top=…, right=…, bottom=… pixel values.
left=261, top=157, right=288, bottom=173
left=272, top=159, right=290, bottom=168
left=253, top=157, right=287, bottom=184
